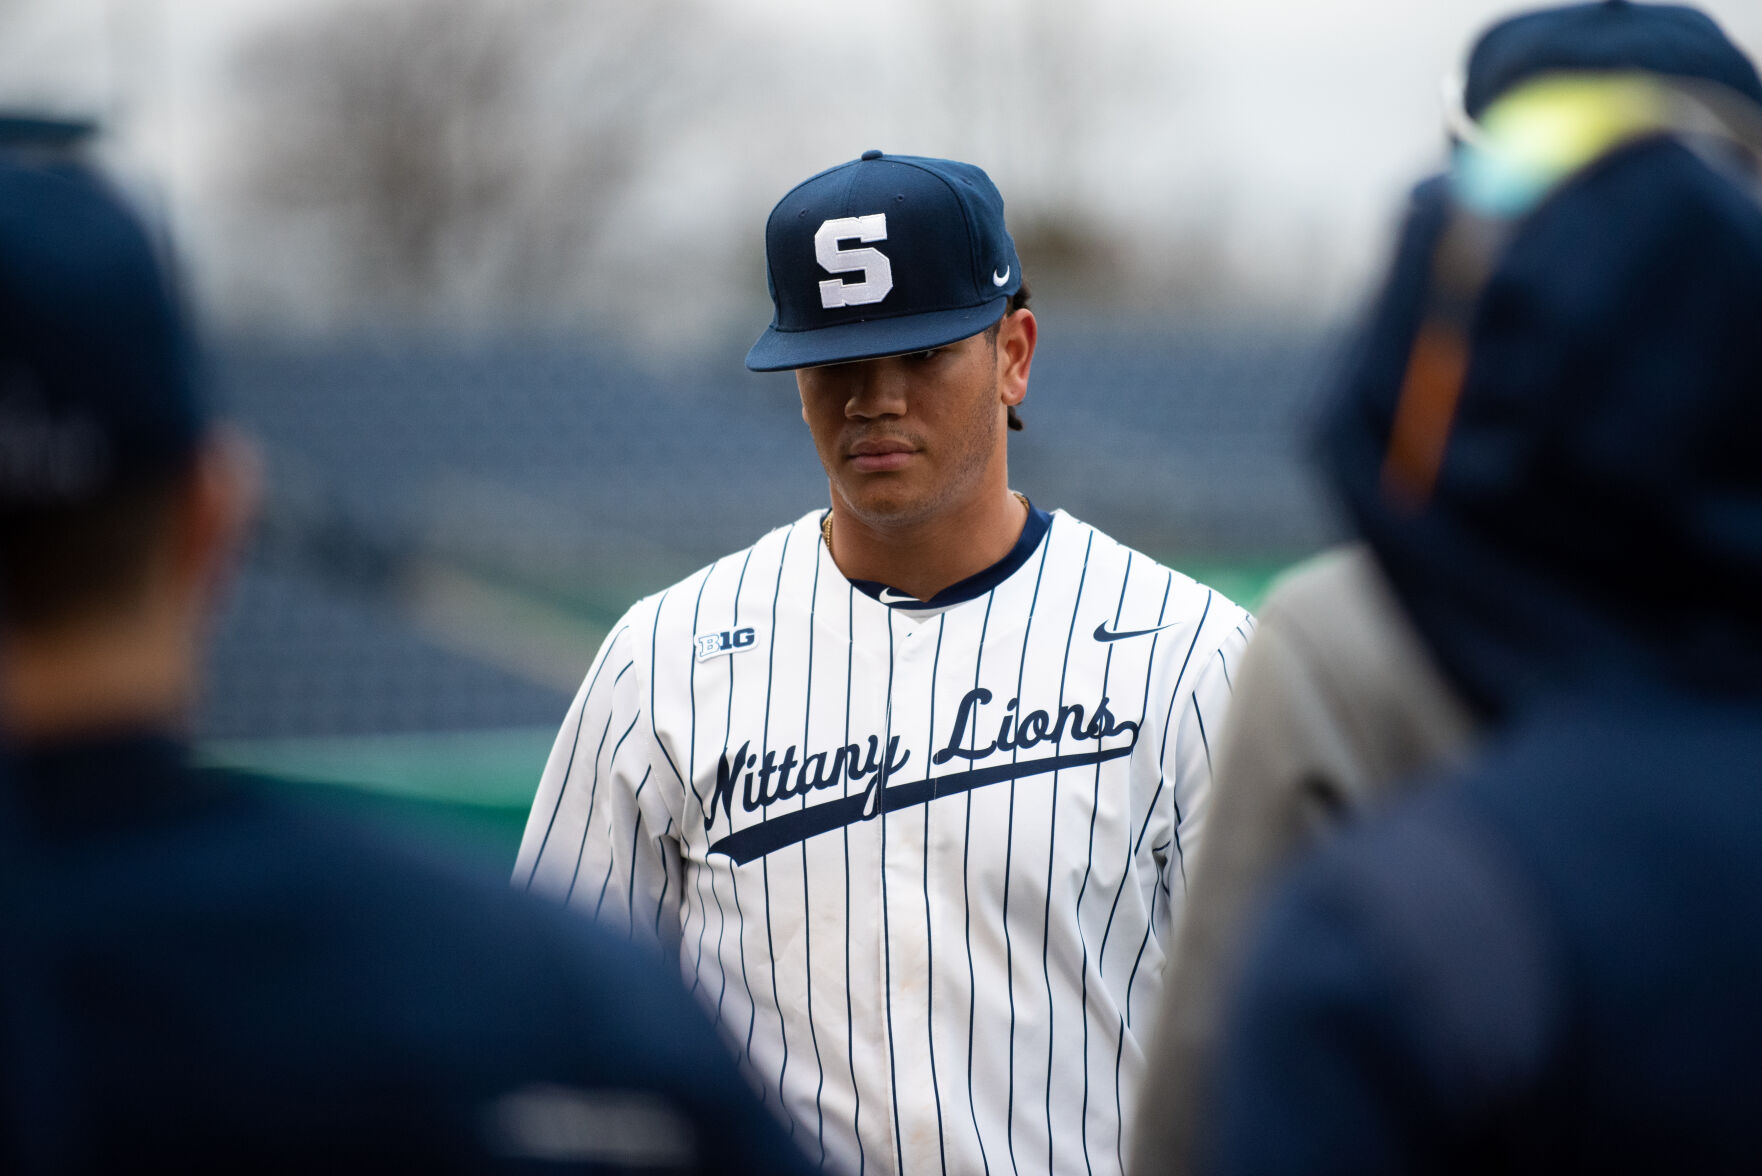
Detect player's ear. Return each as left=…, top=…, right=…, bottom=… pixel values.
left=997, top=308, right=1035, bottom=408
left=171, top=425, right=261, bottom=610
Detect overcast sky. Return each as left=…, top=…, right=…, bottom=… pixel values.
left=3, top=0, right=1760, bottom=340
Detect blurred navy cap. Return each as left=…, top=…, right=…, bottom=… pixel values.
left=0, top=116, right=98, bottom=154
left=1464, top=0, right=1762, bottom=119
left=746, top=150, right=1022, bottom=372
left=0, top=152, right=204, bottom=507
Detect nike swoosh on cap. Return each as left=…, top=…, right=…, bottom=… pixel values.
left=992, top=266, right=1011, bottom=287
left=1092, top=620, right=1183, bottom=643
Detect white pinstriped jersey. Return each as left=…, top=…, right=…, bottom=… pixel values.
left=515, top=504, right=1251, bottom=1176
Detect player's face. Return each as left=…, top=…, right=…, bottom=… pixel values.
left=796, top=309, right=1035, bottom=529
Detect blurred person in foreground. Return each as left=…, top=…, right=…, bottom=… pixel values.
left=1133, top=4, right=1762, bottom=1170
left=0, top=134, right=812, bottom=1173
left=1199, top=55, right=1762, bottom=1175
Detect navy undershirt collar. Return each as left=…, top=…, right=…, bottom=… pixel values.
left=843, top=500, right=1053, bottom=610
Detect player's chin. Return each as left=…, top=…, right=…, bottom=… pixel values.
left=839, top=476, right=937, bottom=527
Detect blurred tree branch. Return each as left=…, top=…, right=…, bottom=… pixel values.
left=228, top=0, right=712, bottom=328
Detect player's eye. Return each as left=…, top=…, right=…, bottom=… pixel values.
left=908, top=348, right=941, bottom=363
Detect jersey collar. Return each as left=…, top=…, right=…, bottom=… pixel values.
left=842, top=500, right=1053, bottom=611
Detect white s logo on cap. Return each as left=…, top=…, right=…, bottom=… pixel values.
left=815, top=215, right=893, bottom=308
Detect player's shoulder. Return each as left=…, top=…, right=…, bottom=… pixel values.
left=148, top=772, right=666, bottom=1033
left=610, top=509, right=823, bottom=648
left=1047, top=507, right=1253, bottom=640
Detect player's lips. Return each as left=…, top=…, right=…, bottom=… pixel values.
left=846, top=438, right=919, bottom=473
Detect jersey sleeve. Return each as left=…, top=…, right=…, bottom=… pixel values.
left=513, top=612, right=686, bottom=953
left=1166, top=601, right=1254, bottom=886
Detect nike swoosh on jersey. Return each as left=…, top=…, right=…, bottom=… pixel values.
left=1092, top=620, right=1183, bottom=643
left=878, top=587, right=921, bottom=605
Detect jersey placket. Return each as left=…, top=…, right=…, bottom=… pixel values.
left=878, top=603, right=947, bottom=1174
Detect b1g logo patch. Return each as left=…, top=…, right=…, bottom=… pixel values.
left=695, top=627, right=758, bottom=662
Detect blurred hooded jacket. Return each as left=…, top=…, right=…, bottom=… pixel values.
left=1203, top=102, right=1762, bottom=1173
left=1134, top=9, right=1762, bottom=1171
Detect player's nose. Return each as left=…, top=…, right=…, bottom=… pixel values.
left=843, top=360, right=910, bottom=420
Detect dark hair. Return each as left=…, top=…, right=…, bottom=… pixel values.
left=0, top=472, right=186, bottom=632
left=985, top=282, right=1033, bottom=431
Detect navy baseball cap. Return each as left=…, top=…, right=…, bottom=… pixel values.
left=1464, top=1, right=1762, bottom=120
left=0, top=150, right=205, bottom=507
left=746, top=150, right=1023, bottom=372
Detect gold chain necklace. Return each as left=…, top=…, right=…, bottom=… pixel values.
left=821, top=491, right=1029, bottom=555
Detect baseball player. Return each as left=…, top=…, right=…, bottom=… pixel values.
left=1206, top=64, right=1762, bottom=1174
left=515, top=151, right=1250, bottom=1176
left=1133, top=5, right=1762, bottom=1172
left=0, top=136, right=812, bottom=1172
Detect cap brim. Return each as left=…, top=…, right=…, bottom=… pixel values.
left=745, top=297, right=1010, bottom=372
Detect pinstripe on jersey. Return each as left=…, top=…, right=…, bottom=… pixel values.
left=516, top=507, right=1250, bottom=1176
